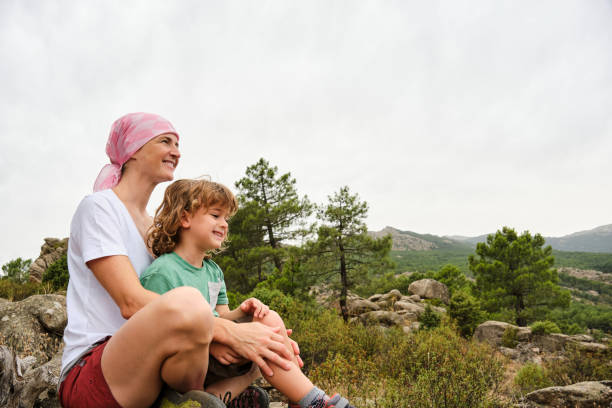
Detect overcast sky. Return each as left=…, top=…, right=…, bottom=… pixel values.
left=1, top=1, right=611, bottom=265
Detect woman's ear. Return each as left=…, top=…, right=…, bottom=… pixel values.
left=180, top=210, right=191, bottom=229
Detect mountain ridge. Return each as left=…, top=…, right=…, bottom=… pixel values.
left=370, top=224, right=612, bottom=254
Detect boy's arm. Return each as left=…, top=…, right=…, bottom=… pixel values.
left=215, top=304, right=247, bottom=321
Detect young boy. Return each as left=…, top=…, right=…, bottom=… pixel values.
left=141, top=179, right=356, bottom=408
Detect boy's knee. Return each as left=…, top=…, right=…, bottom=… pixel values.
left=259, top=309, right=284, bottom=328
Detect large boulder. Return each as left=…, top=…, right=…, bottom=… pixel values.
left=393, top=300, right=425, bottom=316
left=0, top=294, right=66, bottom=365
left=28, top=238, right=68, bottom=283
left=347, top=298, right=380, bottom=316
left=0, top=294, right=66, bottom=408
left=524, top=381, right=612, bottom=408
left=358, top=311, right=407, bottom=328
left=408, top=279, right=450, bottom=304
left=473, top=321, right=531, bottom=347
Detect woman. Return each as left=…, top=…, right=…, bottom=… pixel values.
left=59, top=113, right=294, bottom=408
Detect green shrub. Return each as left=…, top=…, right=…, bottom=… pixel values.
left=514, top=363, right=552, bottom=394
left=449, top=290, right=485, bottom=337
left=43, top=254, right=69, bottom=291
left=530, top=320, right=561, bottom=335
left=418, top=304, right=441, bottom=330
left=501, top=326, right=519, bottom=348
left=1, top=258, right=32, bottom=284
left=296, top=310, right=506, bottom=407
left=0, top=280, right=51, bottom=301
left=544, top=343, right=612, bottom=385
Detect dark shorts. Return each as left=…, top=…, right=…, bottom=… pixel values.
left=204, top=356, right=253, bottom=387
left=59, top=336, right=121, bottom=408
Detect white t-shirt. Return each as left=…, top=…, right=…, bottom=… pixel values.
left=61, top=189, right=153, bottom=373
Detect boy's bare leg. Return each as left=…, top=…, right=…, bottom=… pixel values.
left=205, top=363, right=261, bottom=401
left=101, top=287, right=214, bottom=408
left=253, top=311, right=314, bottom=403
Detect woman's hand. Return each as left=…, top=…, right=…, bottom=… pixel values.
left=226, top=321, right=293, bottom=377
left=286, top=328, right=304, bottom=368
left=209, top=342, right=247, bottom=365
left=239, top=298, right=270, bottom=319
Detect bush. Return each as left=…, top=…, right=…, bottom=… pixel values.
left=544, top=343, right=612, bottom=385
left=501, top=326, right=519, bottom=348
left=0, top=280, right=52, bottom=301
left=530, top=320, right=561, bottom=335
left=43, top=254, right=69, bottom=291
left=418, top=304, right=441, bottom=330
left=1, top=258, right=32, bottom=284
left=514, top=363, right=552, bottom=394
left=294, top=309, right=506, bottom=407
left=449, top=290, right=484, bottom=337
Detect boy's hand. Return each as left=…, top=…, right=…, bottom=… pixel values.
left=240, top=297, right=270, bottom=319
left=286, top=328, right=304, bottom=368
left=210, top=342, right=247, bottom=365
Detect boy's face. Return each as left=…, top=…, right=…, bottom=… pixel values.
left=181, top=205, right=230, bottom=251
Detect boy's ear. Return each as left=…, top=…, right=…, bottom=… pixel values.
left=180, top=210, right=191, bottom=229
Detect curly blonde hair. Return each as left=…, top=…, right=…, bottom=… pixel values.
left=147, top=178, right=238, bottom=258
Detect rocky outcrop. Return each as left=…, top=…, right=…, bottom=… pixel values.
left=557, top=267, right=612, bottom=285
left=368, top=227, right=437, bottom=251
left=0, top=294, right=66, bottom=408
left=408, top=279, right=450, bottom=304
left=28, top=238, right=68, bottom=283
left=474, top=321, right=609, bottom=364
left=523, top=381, right=612, bottom=408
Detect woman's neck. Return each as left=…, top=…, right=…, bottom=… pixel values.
left=112, top=174, right=156, bottom=214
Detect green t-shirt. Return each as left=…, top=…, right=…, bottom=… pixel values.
left=140, top=252, right=228, bottom=317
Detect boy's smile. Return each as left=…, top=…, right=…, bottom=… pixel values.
left=181, top=205, right=230, bottom=251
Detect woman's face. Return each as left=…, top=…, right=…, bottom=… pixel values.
left=127, top=133, right=180, bottom=183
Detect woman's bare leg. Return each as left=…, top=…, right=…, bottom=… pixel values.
left=254, top=311, right=314, bottom=403
left=101, top=287, right=214, bottom=408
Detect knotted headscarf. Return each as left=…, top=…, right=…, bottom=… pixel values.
left=93, top=112, right=179, bottom=192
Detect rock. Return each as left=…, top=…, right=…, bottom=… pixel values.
left=408, top=279, right=450, bottom=304
left=28, top=238, right=68, bottom=283
left=358, top=311, right=406, bottom=328
left=347, top=298, right=380, bottom=316
left=524, top=380, right=612, bottom=407
left=0, top=343, right=62, bottom=408
left=473, top=321, right=531, bottom=347
left=408, top=294, right=421, bottom=302
left=368, top=294, right=383, bottom=303
left=576, top=341, right=608, bottom=353
left=499, top=346, right=521, bottom=360
left=393, top=301, right=425, bottom=316
left=0, top=294, right=66, bottom=366
left=533, top=333, right=571, bottom=353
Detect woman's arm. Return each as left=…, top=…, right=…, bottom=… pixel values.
left=88, top=255, right=159, bottom=319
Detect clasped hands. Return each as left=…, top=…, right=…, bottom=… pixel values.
left=210, top=298, right=303, bottom=377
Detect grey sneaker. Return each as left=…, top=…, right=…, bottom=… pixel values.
left=223, top=385, right=270, bottom=408
left=154, top=387, right=226, bottom=408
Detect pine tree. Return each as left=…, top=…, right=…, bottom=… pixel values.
left=310, top=186, right=392, bottom=321
left=469, top=227, right=570, bottom=326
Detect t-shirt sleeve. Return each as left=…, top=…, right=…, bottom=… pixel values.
left=72, top=194, right=128, bottom=263
left=211, top=261, right=228, bottom=305
left=140, top=272, right=174, bottom=295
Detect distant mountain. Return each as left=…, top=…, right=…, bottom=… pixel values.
left=370, top=224, right=612, bottom=254
left=368, top=227, right=470, bottom=251
left=545, top=224, right=612, bottom=253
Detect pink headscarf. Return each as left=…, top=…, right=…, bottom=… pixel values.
left=93, top=112, right=179, bottom=192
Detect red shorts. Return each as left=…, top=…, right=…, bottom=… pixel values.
left=59, top=337, right=122, bottom=408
